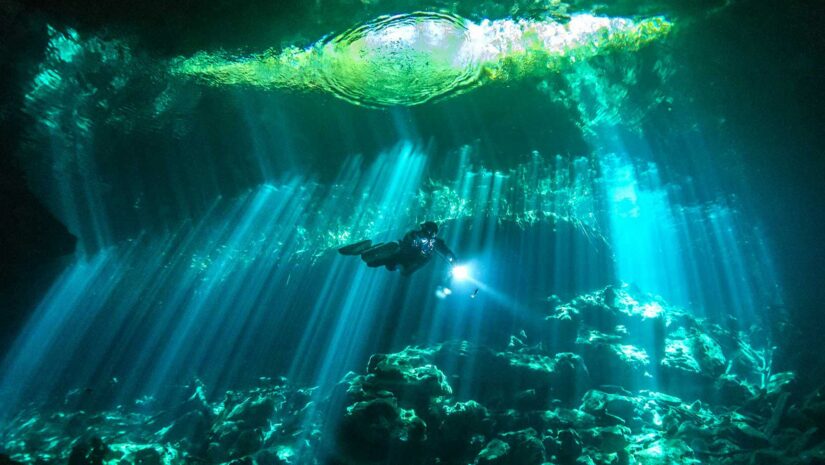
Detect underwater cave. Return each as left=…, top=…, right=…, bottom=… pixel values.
left=2, top=0, right=825, bottom=464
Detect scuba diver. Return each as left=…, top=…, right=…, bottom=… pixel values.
left=338, top=221, right=457, bottom=276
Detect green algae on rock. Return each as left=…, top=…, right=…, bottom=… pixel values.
left=2, top=285, right=818, bottom=465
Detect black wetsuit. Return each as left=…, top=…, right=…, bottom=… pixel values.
left=392, top=230, right=456, bottom=275
left=353, top=228, right=456, bottom=276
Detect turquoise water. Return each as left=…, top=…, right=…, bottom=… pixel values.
left=1, top=1, right=823, bottom=464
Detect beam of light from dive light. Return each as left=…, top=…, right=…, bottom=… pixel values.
left=451, top=264, right=470, bottom=281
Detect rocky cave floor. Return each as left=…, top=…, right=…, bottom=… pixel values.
left=2, top=284, right=824, bottom=465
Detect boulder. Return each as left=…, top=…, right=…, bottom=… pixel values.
left=632, top=439, right=698, bottom=465
left=132, top=448, right=162, bottom=465
left=67, top=437, right=108, bottom=465
left=434, top=400, right=491, bottom=461
left=336, top=397, right=427, bottom=464
left=499, top=428, right=545, bottom=465
left=475, top=439, right=510, bottom=465
left=555, top=429, right=583, bottom=464
left=580, top=390, right=637, bottom=426
left=225, top=395, right=276, bottom=429
left=347, top=349, right=452, bottom=411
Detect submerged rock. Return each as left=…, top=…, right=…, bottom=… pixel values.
left=499, top=428, right=545, bottom=465
left=1, top=284, right=817, bottom=465
left=580, top=390, right=637, bottom=426
left=431, top=342, right=591, bottom=408
left=547, top=284, right=773, bottom=404
left=633, top=439, right=698, bottom=465
left=161, top=409, right=211, bottom=448
left=132, top=447, right=162, bottom=465
left=433, top=400, right=491, bottom=462
left=0, top=455, right=24, bottom=465
left=67, top=437, right=108, bottom=465
left=225, top=396, right=276, bottom=429
left=475, top=438, right=510, bottom=465
left=360, top=350, right=453, bottom=407
left=336, top=397, right=427, bottom=464
left=580, top=425, right=630, bottom=454
left=554, top=429, right=583, bottom=464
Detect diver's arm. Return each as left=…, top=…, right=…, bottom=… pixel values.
left=434, top=238, right=457, bottom=264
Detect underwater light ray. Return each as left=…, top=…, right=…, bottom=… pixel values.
left=28, top=253, right=133, bottom=393
left=206, top=185, right=324, bottom=390
left=126, top=182, right=305, bottom=395
left=419, top=172, right=492, bottom=345
left=2, top=144, right=615, bottom=414
left=707, top=205, right=758, bottom=320
left=178, top=182, right=319, bottom=390
left=116, top=204, right=234, bottom=393
left=554, top=65, right=676, bottom=389
left=237, top=94, right=304, bottom=181
left=419, top=157, right=606, bottom=352
left=596, top=149, right=690, bottom=307
left=559, top=53, right=787, bottom=394
left=315, top=271, right=389, bottom=381
left=285, top=143, right=429, bottom=383
left=173, top=13, right=672, bottom=107
left=284, top=260, right=352, bottom=382
left=141, top=191, right=270, bottom=393
left=4, top=140, right=618, bottom=411
left=670, top=205, right=714, bottom=317
left=100, top=182, right=298, bottom=395
left=751, top=226, right=782, bottom=309
left=0, top=253, right=111, bottom=411
left=461, top=173, right=505, bottom=340
left=51, top=237, right=184, bottom=397
left=187, top=188, right=287, bottom=375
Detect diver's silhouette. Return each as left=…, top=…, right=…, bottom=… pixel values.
left=338, top=222, right=456, bottom=276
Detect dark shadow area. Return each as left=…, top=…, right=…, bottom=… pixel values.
left=0, top=7, right=76, bottom=355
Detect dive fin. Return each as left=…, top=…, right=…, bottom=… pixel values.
left=338, top=240, right=373, bottom=256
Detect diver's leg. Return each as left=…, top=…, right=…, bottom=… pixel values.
left=361, top=242, right=400, bottom=264
left=338, top=240, right=373, bottom=256
left=360, top=242, right=386, bottom=260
